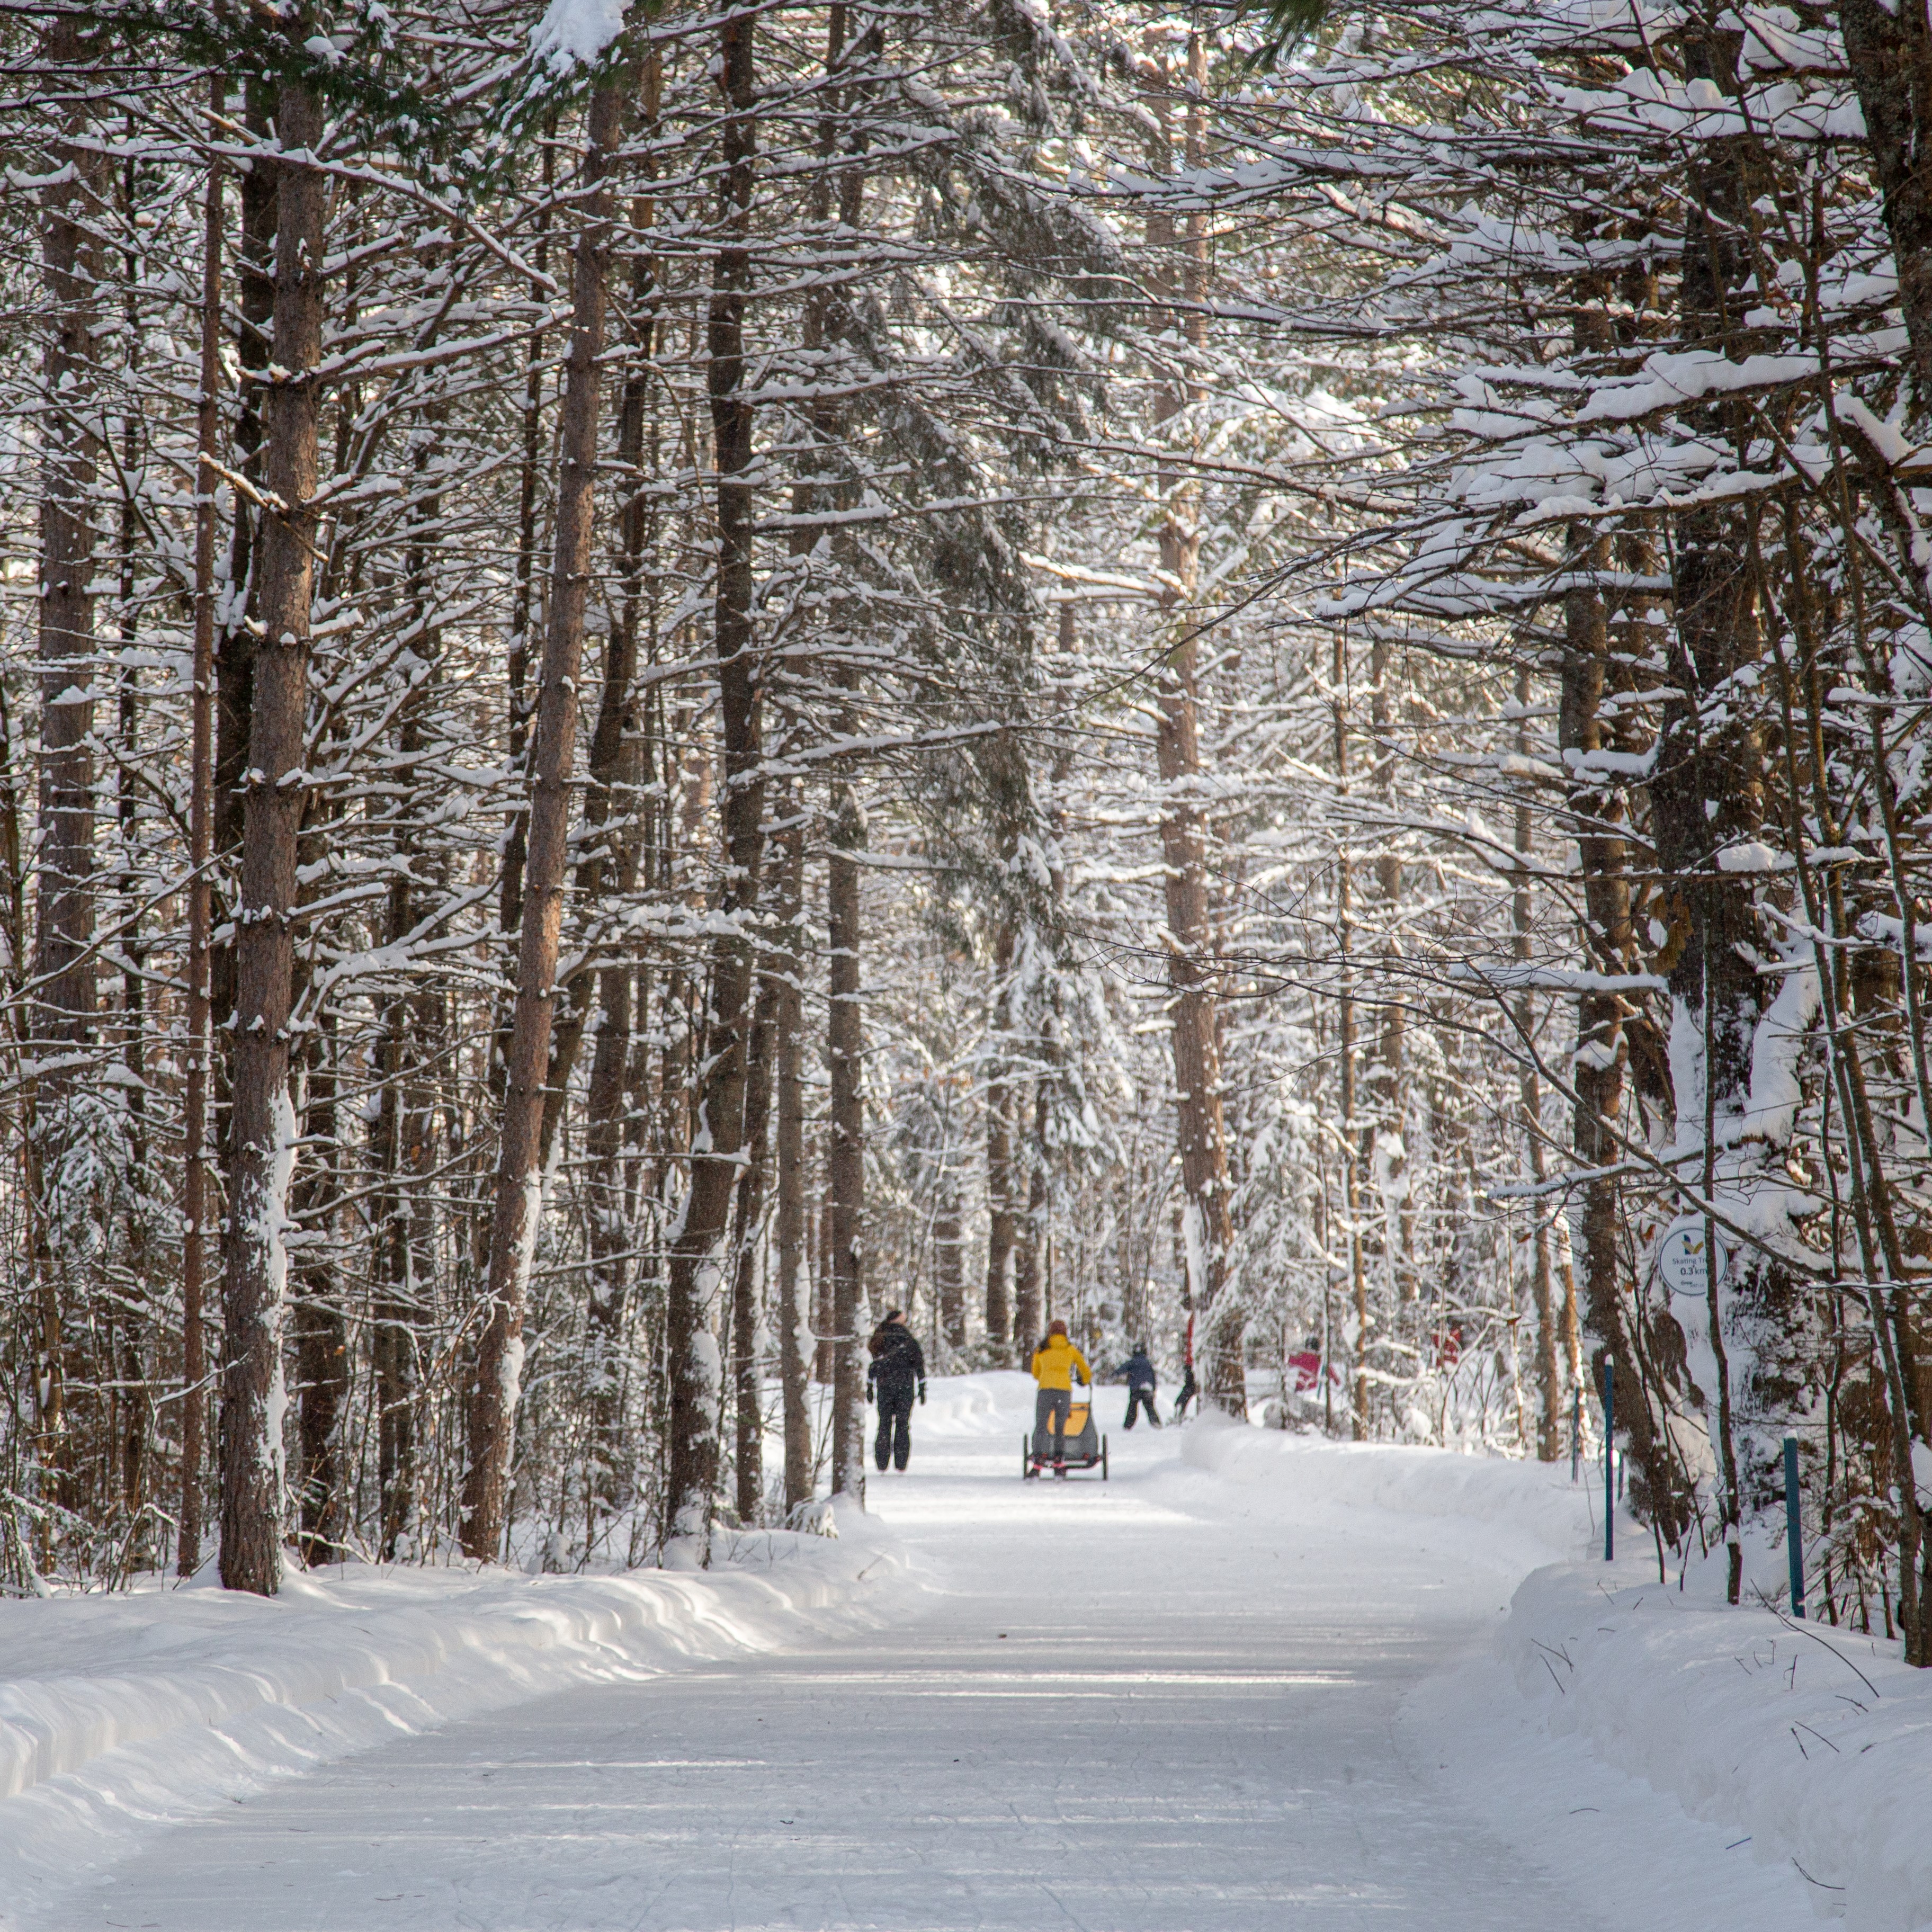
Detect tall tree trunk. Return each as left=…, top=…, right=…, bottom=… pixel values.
left=1011, top=1081, right=1044, bottom=1350
left=370, top=606, right=429, bottom=1560
left=729, top=962, right=778, bottom=1524
left=1015, top=704, right=1076, bottom=1357
left=113, top=144, right=154, bottom=1543
left=730, top=781, right=784, bottom=1533
left=1561, top=229, right=1693, bottom=1536
left=33, top=15, right=102, bottom=1087
left=213, top=77, right=279, bottom=1180
left=30, top=19, right=107, bottom=1500
left=220, top=75, right=327, bottom=1596
left=1515, top=1030, right=1560, bottom=1466
left=1512, top=668, right=1561, bottom=1461
left=368, top=285, right=453, bottom=1563
left=579, top=755, right=643, bottom=1532
left=585, top=67, right=663, bottom=1538
left=533, top=617, right=647, bottom=1175
left=479, top=118, right=558, bottom=1298
left=827, top=762, right=867, bottom=1501
left=771, top=18, right=840, bottom=1487
left=180, top=88, right=223, bottom=1577
left=497, top=113, right=558, bottom=953
left=583, top=945, right=636, bottom=1523
left=774, top=806, right=813, bottom=1514
left=1149, top=32, right=1242, bottom=1415
left=1334, top=633, right=1369, bottom=1441
left=462, top=82, right=622, bottom=1561
left=370, top=974, right=417, bottom=1559
left=664, top=11, right=765, bottom=1563
left=815, top=1168, right=836, bottom=1384
left=983, top=919, right=1017, bottom=1358
left=1368, top=637, right=1410, bottom=1304
left=1652, top=11, right=1768, bottom=1602
left=202, top=87, right=279, bottom=1580
left=291, top=1011, right=345, bottom=1562
left=1562, top=546, right=1689, bottom=1537
left=533, top=493, right=653, bottom=1189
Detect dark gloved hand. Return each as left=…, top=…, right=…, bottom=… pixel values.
left=864, top=1384, right=873, bottom=1406
left=918, top=1382, right=927, bottom=1405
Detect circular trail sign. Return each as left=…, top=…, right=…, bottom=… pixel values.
left=1657, top=1219, right=1728, bottom=1298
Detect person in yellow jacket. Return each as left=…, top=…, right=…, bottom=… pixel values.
left=1030, top=1319, right=1092, bottom=1470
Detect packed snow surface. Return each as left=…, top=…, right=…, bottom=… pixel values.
left=3, top=1371, right=1924, bottom=1928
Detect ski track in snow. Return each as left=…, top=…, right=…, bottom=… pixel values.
left=24, top=1375, right=1826, bottom=1931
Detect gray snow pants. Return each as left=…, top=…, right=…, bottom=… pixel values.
left=1034, top=1387, right=1071, bottom=1458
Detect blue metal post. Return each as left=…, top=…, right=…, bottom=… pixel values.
left=1603, top=1360, right=1614, bottom=1562
left=1784, top=1435, right=1804, bottom=1619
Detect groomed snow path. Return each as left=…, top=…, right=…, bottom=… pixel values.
left=42, top=1377, right=1823, bottom=1931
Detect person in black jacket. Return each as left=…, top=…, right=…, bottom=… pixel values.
left=1120, top=1346, right=1160, bottom=1429
left=865, top=1310, right=927, bottom=1472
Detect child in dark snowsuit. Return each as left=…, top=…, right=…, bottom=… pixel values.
left=1121, top=1347, right=1160, bottom=1429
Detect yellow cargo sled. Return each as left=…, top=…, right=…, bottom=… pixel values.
left=1024, top=1395, right=1108, bottom=1480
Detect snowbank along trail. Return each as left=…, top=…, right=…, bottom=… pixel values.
left=3, top=1372, right=1875, bottom=1929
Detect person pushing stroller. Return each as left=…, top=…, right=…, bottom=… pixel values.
left=1030, top=1319, right=1092, bottom=1471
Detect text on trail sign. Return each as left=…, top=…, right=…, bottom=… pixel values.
left=1657, top=1219, right=1729, bottom=1298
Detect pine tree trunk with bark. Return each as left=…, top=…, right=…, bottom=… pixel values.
left=664, top=9, right=766, bottom=1562
left=1561, top=236, right=1694, bottom=1539
left=370, top=974, right=418, bottom=1559
left=33, top=17, right=103, bottom=1087
left=983, top=919, right=1017, bottom=1359
left=462, top=82, right=622, bottom=1561
left=220, top=73, right=327, bottom=1596
left=584, top=95, right=664, bottom=1533
left=1148, top=31, right=1243, bottom=1415
left=729, top=956, right=779, bottom=1524
left=1368, top=638, right=1410, bottom=1304
left=475, top=121, right=558, bottom=1313
left=291, top=1012, right=346, bottom=1562
left=1011, top=1084, right=1045, bottom=1350
left=1653, top=12, right=1769, bottom=1600
left=827, top=761, right=867, bottom=1501
left=1561, top=548, right=1692, bottom=1541
left=1511, top=668, right=1561, bottom=1461
left=212, top=77, right=279, bottom=1185
left=179, top=99, right=223, bottom=1577
left=29, top=20, right=108, bottom=1502
left=815, top=1173, right=836, bottom=1384
left=774, top=807, right=813, bottom=1513
left=1333, top=634, right=1369, bottom=1440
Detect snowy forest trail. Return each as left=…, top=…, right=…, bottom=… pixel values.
left=48, top=1377, right=1819, bottom=1931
